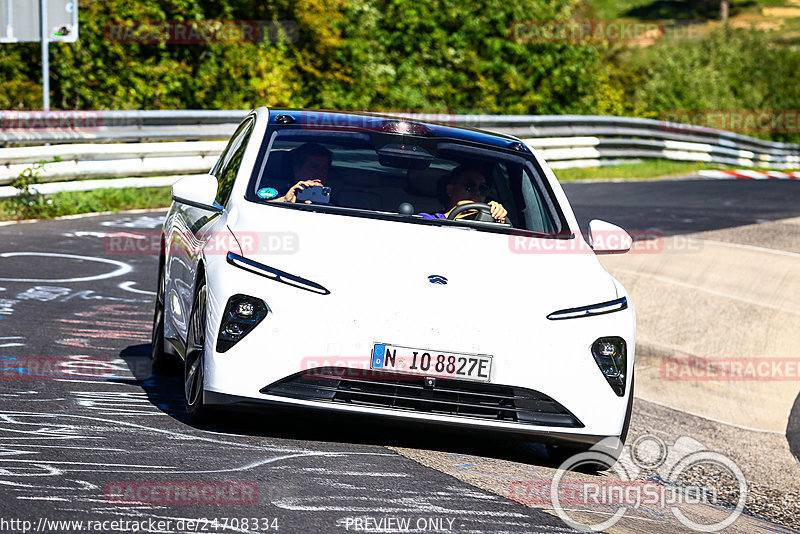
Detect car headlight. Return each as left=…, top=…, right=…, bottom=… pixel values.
left=591, top=336, right=627, bottom=396
left=216, top=294, right=268, bottom=353
left=547, top=297, right=627, bottom=320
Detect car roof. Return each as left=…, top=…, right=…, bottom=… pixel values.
left=266, top=108, right=528, bottom=152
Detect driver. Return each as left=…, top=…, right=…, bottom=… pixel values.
left=272, top=142, right=333, bottom=203
left=420, top=165, right=507, bottom=223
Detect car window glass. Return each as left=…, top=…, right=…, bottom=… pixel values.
left=517, top=166, right=553, bottom=233
left=248, top=130, right=565, bottom=235
left=215, top=117, right=254, bottom=206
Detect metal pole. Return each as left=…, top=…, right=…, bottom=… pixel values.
left=40, top=0, right=49, bottom=111
left=6, top=0, right=12, bottom=39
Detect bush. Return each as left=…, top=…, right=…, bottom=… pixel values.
left=628, top=25, right=800, bottom=141
left=0, top=0, right=621, bottom=115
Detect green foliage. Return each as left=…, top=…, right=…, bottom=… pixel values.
left=0, top=186, right=172, bottom=221
left=47, top=0, right=307, bottom=109
left=9, top=157, right=62, bottom=219
left=319, top=0, right=620, bottom=114
left=621, top=25, right=800, bottom=141
left=1, top=1, right=799, bottom=142
left=632, top=26, right=764, bottom=112
left=0, top=0, right=621, bottom=115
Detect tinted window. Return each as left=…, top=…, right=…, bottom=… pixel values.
left=248, top=129, right=566, bottom=236
left=215, top=117, right=255, bottom=206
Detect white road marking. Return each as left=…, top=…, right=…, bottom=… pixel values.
left=693, top=237, right=800, bottom=259
left=100, top=215, right=164, bottom=229
left=615, top=269, right=800, bottom=316
left=0, top=479, right=97, bottom=490
left=273, top=496, right=528, bottom=516
left=118, top=281, right=156, bottom=295
left=0, top=253, right=133, bottom=283
left=0, top=410, right=389, bottom=452
left=62, top=231, right=148, bottom=239
left=0, top=459, right=172, bottom=468
left=17, top=495, right=69, bottom=501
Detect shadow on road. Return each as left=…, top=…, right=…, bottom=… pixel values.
left=116, top=343, right=558, bottom=467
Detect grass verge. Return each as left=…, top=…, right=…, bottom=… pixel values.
left=0, top=186, right=172, bottom=221
left=554, top=160, right=799, bottom=182
left=1, top=160, right=797, bottom=221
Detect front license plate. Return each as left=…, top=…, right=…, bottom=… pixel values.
left=371, top=343, right=492, bottom=382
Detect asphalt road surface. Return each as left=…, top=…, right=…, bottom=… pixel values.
left=563, top=178, right=800, bottom=235
left=0, top=178, right=797, bottom=534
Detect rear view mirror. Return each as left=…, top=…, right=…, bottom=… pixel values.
left=588, top=220, right=632, bottom=254
left=172, top=174, right=223, bottom=213
left=377, top=144, right=434, bottom=170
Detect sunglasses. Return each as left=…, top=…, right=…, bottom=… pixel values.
left=460, top=181, right=491, bottom=195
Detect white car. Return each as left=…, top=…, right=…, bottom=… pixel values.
left=152, top=107, right=635, bottom=461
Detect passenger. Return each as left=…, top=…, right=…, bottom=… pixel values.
left=272, top=143, right=333, bottom=203
left=420, top=165, right=507, bottom=223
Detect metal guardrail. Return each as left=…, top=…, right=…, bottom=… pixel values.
left=0, top=141, right=225, bottom=183
left=0, top=110, right=798, bottom=197
left=0, top=110, right=244, bottom=145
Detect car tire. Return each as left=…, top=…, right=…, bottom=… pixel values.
left=151, top=255, right=180, bottom=375
left=619, top=370, right=635, bottom=445
left=184, top=279, right=211, bottom=422
left=545, top=442, right=620, bottom=472
left=546, top=373, right=635, bottom=472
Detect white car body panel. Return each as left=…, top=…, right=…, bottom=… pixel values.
left=161, top=107, right=636, bottom=446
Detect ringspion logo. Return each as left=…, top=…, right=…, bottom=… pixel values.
left=510, top=435, right=747, bottom=532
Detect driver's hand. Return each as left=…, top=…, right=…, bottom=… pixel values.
left=488, top=201, right=507, bottom=223
left=277, top=179, right=322, bottom=203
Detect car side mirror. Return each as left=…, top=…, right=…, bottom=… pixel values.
left=588, top=219, right=632, bottom=254
left=172, top=174, right=223, bottom=213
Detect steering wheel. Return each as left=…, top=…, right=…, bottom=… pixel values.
left=447, top=202, right=511, bottom=226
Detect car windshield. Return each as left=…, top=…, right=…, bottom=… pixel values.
left=246, top=128, right=567, bottom=236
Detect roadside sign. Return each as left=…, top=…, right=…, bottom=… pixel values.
left=0, top=0, right=78, bottom=43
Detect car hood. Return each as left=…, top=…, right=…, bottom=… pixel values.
left=227, top=204, right=618, bottom=349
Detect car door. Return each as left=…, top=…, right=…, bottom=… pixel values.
left=164, top=116, right=256, bottom=349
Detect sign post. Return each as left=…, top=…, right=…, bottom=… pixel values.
left=40, top=0, right=48, bottom=110
left=0, top=0, right=78, bottom=110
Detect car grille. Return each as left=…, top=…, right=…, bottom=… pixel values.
left=260, top=367, right=583, bottom=428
